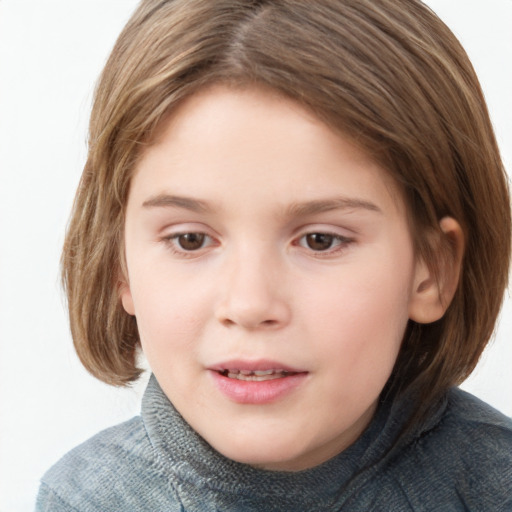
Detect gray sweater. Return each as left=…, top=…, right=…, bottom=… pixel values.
left=36, top=375, right=512, bottom=511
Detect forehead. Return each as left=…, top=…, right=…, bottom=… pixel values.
left=130, top=84, right=405, bottom=218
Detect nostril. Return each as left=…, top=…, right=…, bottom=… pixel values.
left=215, top=293, right=291, bottom=330
left=220, top=317, right=278, bottom=328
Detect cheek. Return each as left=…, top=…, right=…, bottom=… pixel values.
left=129, top=267, right=211, bottom=353
left=304, top=262, right=412, bottom=377
left=307, top=256, right=412, bottom=329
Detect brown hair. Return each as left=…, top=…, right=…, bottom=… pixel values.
left=63, top=0, right=510, bottom=420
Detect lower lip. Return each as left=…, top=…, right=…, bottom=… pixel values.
left=209, top=371, right=308, bottom=404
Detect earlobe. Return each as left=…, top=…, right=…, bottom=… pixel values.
left=119, top=282, right=136, bottom=316
left=408, top=217, right=464, bottom=324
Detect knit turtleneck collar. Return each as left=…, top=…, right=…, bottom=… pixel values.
left=141, top=375, right=446, bottom=511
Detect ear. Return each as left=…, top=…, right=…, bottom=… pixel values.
left=408, top=217, right=464, bottom=324
left=119, top=279, right=136, bottom=316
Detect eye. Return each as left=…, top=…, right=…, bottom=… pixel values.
left=165, top=232, right=213, bottom=252
left=303, top=233, right=335, bottom=251
left=176, top=233, right=206, bottom=250
left=297, top=232, right=351, bottom=252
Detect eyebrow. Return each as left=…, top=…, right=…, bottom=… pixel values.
left=141, top=194, right=382, bottom=216
left=142, top=194, right=211, bottom=213
left=284, top=197, right=382, bottom=217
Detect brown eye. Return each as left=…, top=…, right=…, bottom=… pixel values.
left=305, top=233, right=334, bottom=251
left=177, top=233, right=206, bottom=251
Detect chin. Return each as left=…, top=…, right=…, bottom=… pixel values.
left=209, top=433, right=313, bottom=472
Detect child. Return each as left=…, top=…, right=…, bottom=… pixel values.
left=36, top=0, right=511, bottom=510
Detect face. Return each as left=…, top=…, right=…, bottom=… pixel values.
left=122, top=85, right=425, bottom=471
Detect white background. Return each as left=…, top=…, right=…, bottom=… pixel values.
left=0, top=1, right=510, bottom=511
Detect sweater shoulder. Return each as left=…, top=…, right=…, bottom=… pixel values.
left=389, top=388, right=512, bottom=511
left=446, top=387, right=512, bottom=432
left=36, top=416, right=182, bottom=512
left=441, top=388, right=512, bottom=476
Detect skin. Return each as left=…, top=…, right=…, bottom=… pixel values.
left=121, top=85, right=459, bottom=471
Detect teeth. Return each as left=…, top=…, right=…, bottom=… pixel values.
left=253, top=370, right=275, bottom=376
left=222, top=369, right=292, bottom=381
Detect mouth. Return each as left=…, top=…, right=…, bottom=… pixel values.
left=218, top=369, right=299, bottom=381
left=209, top=360, right=308, bottom=404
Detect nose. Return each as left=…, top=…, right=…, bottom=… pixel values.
left=215, top=249, right=291, bottom=330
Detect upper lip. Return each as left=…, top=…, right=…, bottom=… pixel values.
left=208, top=359, right=307, bottom=373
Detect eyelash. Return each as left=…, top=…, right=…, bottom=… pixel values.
left=161, top=231, right=354, bottom=258
left=162, top=232, right=215, bottom=257
left=295, top=232, right=353, bottom=257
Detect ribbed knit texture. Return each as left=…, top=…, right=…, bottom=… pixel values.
left=36, top=375, right=512, bottom=511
